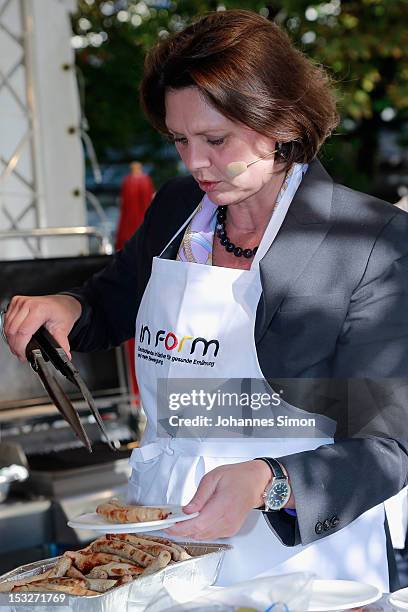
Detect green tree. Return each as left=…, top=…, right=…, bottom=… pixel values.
left=277, top=0, right=408, bottom=193
left=72, top=0, right=407, bottom=194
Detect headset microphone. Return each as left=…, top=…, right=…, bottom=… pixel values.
left=225, top=148, right=277, bottom=178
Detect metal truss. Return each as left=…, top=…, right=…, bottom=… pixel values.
left=0, top=0, right=41, bottom=256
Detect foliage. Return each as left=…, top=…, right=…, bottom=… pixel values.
left=71, top=0, right=408, bottom=195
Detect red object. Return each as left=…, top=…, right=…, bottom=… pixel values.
left=116, top=168, right=154, bottom=402
left=116, top=172, right=154, bottom=250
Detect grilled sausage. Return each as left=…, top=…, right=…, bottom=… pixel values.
left=87, top=561, right=144, bottom=578
left=50, top=557, right=72, bottom=577
left=64, top=551, right=129, bottom=574
left=96, top=501, right=171, bottom=523
left=140, top=551, right=172, bottom=576
left=84, top=578, right=117, bottom=592
left=37, top=577, right=87, bottom=588
left=106, top=533, right=184, bottom=561
left=128, top=533, right=191, bottom=560
left=12, top=580, right=99, bottom=596
left=0, top=570, right=53, bottom=593
left=89, top=539, right=156, bottom=567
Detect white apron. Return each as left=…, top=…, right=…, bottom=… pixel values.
left=128, top=196, right=389, bottom=590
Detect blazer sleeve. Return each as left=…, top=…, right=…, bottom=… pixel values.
left=62, top=181, right=175, bottom=352
left=66, top=177, right=198, bottom=352
left=265, top=209, right=408, bottom=546
left=64, top=209, right=154, bottom=352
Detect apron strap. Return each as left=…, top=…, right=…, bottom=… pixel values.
left=159, top=201, right=204, bottom=258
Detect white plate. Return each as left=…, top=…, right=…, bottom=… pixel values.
left=389, top=587, right=408, bottom=610
left=67, top=505, right=199, bottom=533
left=307, top=579, right=381, bottom=611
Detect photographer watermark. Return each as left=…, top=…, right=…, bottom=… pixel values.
left=156, top=377, right=408, bottom=440
left=168, top=388, right=282, bottom=411
left=157, top=379, right=331, bottom=439
left=168, top=388, right=318, bottom=428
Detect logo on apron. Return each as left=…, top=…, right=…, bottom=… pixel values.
left=139, top=323, right=220, bottom=357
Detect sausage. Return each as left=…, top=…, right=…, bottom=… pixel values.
left=127, top=533, right=191, bottom=560
left=66, top=566, right=85, bottom=579
left=37, top=577, right=86, bottom=588
left=87, top=561, right=144, bottom=578
left=140, top=551, right=172, bottom=576
left=0, top=570, right=53, bottom=593
left=50, top=557, right=72, bottom=577
left=90, top=539, right=155, bottom=567
left=96, top=501, right=171, bottom=523
left=87, top=567, right=107, bottom=580
left=12, top=581, right=99, bottom=596
left=106, top=533, right=184, bottom=561
left=84, top=578, right=117, bottom=592
left=115, top=574, right=133, bottom=587
left=64, top=551, right=129, bottom=573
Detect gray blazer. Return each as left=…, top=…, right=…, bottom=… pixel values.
left=68, top=159, right=408, bottom=558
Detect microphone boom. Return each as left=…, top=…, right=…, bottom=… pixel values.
left=226, top=148, right=277, bottom=178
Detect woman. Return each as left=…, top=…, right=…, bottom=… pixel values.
left=4, top=10, right=408, bottom=590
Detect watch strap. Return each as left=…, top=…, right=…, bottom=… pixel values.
left=254, top=457, right=286, bottom=480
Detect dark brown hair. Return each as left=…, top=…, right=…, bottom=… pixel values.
left=140, top=10, right=339, bottom=170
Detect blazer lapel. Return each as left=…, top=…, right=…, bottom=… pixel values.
left=255, top=159, right=334, bottom=343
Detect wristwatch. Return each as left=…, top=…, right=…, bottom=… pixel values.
left=254, top=457, right=292, bottom=512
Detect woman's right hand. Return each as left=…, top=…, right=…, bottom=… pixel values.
left=2, top=294, right=82, bottom=362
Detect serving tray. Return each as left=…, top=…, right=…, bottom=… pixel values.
left=0, top=541, right=231, bottom=612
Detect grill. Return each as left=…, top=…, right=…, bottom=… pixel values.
left=0, top=253, right=141, bottom=574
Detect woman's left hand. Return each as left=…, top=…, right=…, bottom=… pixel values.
left=165, top=460, right=274, bottom=540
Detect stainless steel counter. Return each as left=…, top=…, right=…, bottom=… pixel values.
left=0, top=498, right=52, bottom=554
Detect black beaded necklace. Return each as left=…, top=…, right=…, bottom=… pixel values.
left=216, top=206, right=258, bottom=259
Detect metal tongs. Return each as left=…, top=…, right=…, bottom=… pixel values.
left=0, top=307, right=117, bottom=453
left=24, top=326, right=116, bottom=453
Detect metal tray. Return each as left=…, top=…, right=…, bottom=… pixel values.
left=0, top=541, right=231, bottom=612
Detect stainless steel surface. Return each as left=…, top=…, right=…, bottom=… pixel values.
left=0, top=226, right=113, bottom=255
left=0, top=542, right=231, bottom=612
left=23, top=447, right=131, bottom=546
left=0, top=251, right=139, bottom=567
left=27, top=457, right=131, bottom=498
left=0, top=445, right=132, bottom=554
left=0, top=500, right=52, bottom=553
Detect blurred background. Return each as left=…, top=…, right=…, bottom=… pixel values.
left=1, top=0, right=407, bottom=255
left=70, top=0, right=408, bottom=242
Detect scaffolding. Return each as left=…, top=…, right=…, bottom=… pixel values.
left=0, top=0, right=87, bottom=259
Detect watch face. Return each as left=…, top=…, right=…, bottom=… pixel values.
left=266, top=479, right=291, bottom=510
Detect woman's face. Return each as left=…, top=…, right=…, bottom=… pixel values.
left=165, top=87, right=280, bottom=207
